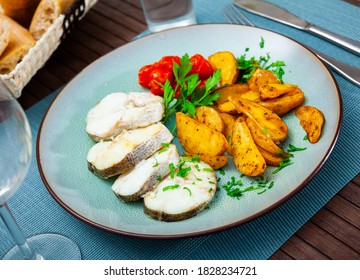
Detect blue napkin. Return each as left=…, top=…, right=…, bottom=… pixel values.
left=1, top=0, right=359, bottom=260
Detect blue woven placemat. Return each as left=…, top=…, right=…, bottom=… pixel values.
left=1, top=0, right=359, bottom=260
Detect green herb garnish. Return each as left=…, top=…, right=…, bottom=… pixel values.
left=183, top=187, right=192, bottom=196
left=260, top=36, right=265, bottom=48
left=287, top=144, right=307, bottom=152
left=169, top=163, right=175, bottom=178
left=163, top=184, right=180, bottom=191
left=162, top=53, right=221, bottom=122
left=222, top=176, right=275, bottom=199
left=203, top=168, right=213, bottom=172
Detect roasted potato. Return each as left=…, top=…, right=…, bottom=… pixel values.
left=219, top=112, right=236, bottom=155
left=259, top=87, right=305, bottom=116
left=213, top=84, right=250, bottom=105
left=247, top=68, right=280, bottom=91
left=184, top=152, right=228, bottom=170
left=208, top=51, right=239, bottom=86
left=295, top=106, right=325, bottom=143
left=256, top=145, right=282, bottom=167
left=195, top=106, right=225, bottom=133
left=240, top=90, right=260, bottom=102
left=231, top=117, right=266, bottom=176
left=246, top=118, right=288, bottom=157
left=229, top=96, right=288, bottom=143
left=176, top=112, right=228, bottom=156
left=259, top=84, right=297, bottom=100
left=217, top=100, right=238, bottom=115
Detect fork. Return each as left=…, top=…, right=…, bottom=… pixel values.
left=223, top=5, right=360, bottom=87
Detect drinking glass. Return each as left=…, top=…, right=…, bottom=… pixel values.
left=0, top=82, right=81, bottom=260
left=140, top=0, right=196, bottom=32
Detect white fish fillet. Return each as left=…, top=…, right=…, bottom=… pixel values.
left=86, top=92, right=164, bottom=141
left=87, top=123, right=173, bottom=178
left=143, top=159, right=217, bottom=221
left=112, top=144, right=179, bottom=202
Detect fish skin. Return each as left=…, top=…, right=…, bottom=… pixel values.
left=112, top=144, right=179, bottom=202
left=87, top=123, right=173, bottom=179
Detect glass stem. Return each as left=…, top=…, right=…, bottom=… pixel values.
left=0, top=203, right=36, bottom=260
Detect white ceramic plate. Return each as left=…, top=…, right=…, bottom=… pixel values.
left=37, top=24, right=342, bottom=238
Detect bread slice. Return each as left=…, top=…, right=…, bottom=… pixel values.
left=29, top=0, right=74, bottom=40
left=0, top=18, right=10, bottom=56
left=0, top=0, right=41, bottom=27
left=0, top=13, right=36, bottom=74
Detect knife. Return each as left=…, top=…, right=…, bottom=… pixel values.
left=234, top=0, right=360, bottom=56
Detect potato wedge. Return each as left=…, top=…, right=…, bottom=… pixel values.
left=208, top=51, right=239, bottom=86
left=195, top=106, right=225, bottom=133
left=176, top=112, right=228, bottom=156
left=256, top=145, right=282, bottom=167
left=247, top=68, right=281, bottom=91
left=259, top=84, right=297, bottom=100
left=229, top=96, right=288, bottom=143
left=259, top=87, right=305, bottom=116
left=217, top=100, right=238, bottom=115
left=184, top=152, right=228, bottom=170
left=213, top=84, right=250, bottom=105
left=246, top=118, right=289, bottom=157
left=295, top=106, right=325, bottom=143
left=219, top=112, right=236, bottom=155
left=231, top=117, right=266, bottom=176
left=240, top=90, right=260, bottom=102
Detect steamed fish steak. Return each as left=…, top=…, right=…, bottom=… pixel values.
left=86, top=92, right=164, bottom=141
left=144, top=159, right=217, bottom=222
left=87, top=123, right=173, bottom=178
left=112, top=144, right=180, bottom=202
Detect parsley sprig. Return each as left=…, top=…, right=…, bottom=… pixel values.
left=237, top=38, right=286, bottom=83
left=162, top=54, right=221, bottom=123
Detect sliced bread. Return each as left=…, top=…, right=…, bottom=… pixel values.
left=0, top=13, right=36, bottom=74
left=29, top=0, right=74, bottom=40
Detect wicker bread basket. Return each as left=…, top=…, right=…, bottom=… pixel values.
left=0, top=0, right=97, bottom=98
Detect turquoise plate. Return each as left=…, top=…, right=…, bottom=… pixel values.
left=37, top=24, right=342, bottom=239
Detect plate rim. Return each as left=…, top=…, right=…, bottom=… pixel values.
left=36, top=23, right=343, bottom=239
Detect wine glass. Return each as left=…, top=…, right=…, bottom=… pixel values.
left=0, top=82, right=81, bottom=260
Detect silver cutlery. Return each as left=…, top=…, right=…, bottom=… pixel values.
left=224, top=5, right=360, bottom=87
left=234, top=0, right=360, bottom=56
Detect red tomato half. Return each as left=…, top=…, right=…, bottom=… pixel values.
left=138, top=64, right=154, bottom=88
left=188, top=54, right=214, bottom=80
left=148, top=64, right=174, bottom=95
left=159, top=56, right=180, bottom=71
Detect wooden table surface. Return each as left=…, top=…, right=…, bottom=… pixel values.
left=17, top=0, right=360, bottom=260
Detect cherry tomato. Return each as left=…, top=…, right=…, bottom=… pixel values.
left=138, top=64, right=154, bottom=88
left=189, top=54, right=214, bottom=80
left=148, top=64, right=174, bottom=95
left=159, top=56, right=180, bottom=71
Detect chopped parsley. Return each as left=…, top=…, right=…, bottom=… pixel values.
left=218, top=168, right=226, bottom=176
left=260, top=36, right=265, bottom=48
left=169, top=163, right=175, bottom=178
left=203, top=168, right=213, bottom=172
left=163, top=184, right=180, bottom=191
left=152, top=157, right=159, bottom=167
left=222, top=176, right=275, bottom=199
left=183, top=187, right=192, bottom=196
left=287, top=144, right=307, bottom=152
left=272, top=144, right=307, bottom=174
